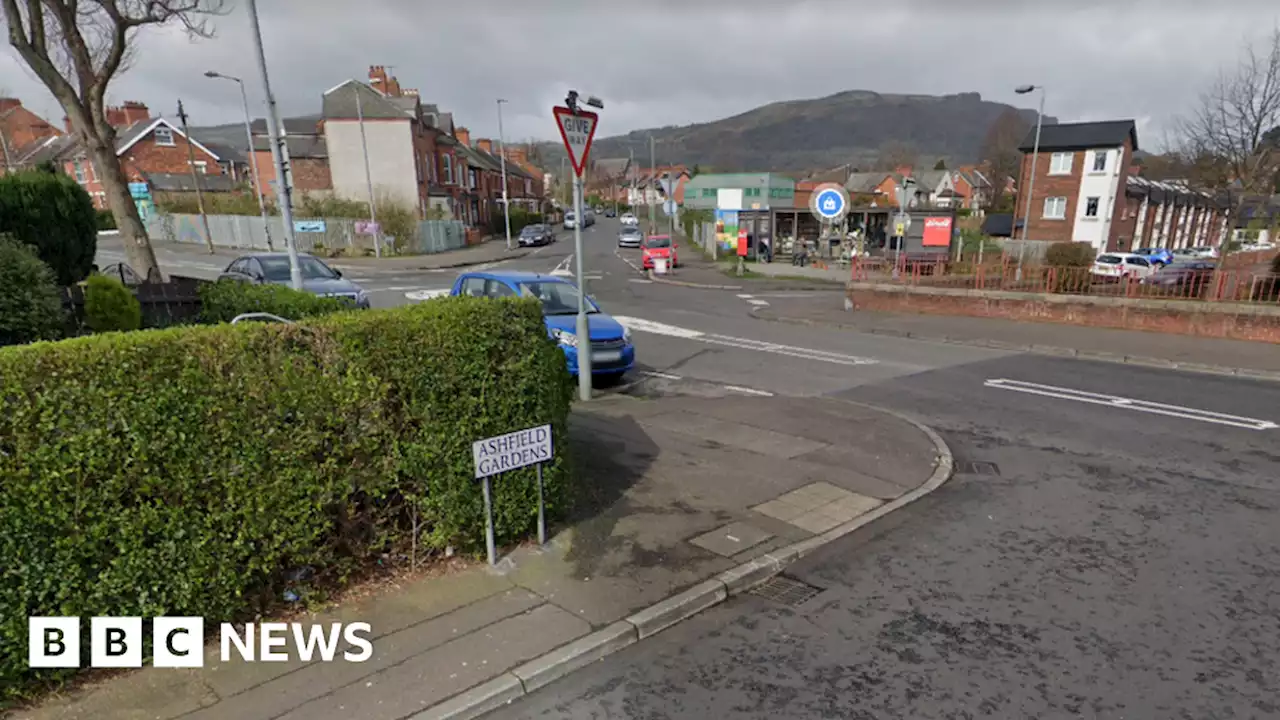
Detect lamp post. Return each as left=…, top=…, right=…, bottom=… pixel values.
left=1014, top=84, right=1045, bottom=283
left=497, top=98, right=513, bottom=251
left=245, top=0, right=301, bottom=289
left=204, top=70, right=273, bottom=250
left=648, top=134, right=656, bottom=234
left=353, top=84, right=382, bottom=258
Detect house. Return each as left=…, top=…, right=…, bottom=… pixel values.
left=932, top=166, right=994, bottom=211
left=629, top=166, right=689, bottom=206
left=249, top=116, right=331, bottom=201
left=322, top=74, right=428, bottom=214
left=1118, top=177, right=1229, bottom=251
left=589, top=157, right=631, bottom=201
left=0, top=97, right=62, bottom=173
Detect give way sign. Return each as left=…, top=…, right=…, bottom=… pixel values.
left=553, top=106, right=598, bottom=177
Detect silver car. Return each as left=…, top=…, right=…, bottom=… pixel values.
left=617, top=226, right=643, bottom=248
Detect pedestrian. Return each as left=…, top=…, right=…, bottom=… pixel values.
left=761, top=234, right=772, bottom=263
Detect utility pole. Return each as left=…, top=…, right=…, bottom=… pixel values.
left=354, top=85, right=381, bottom=258
left=176, top=100, right=216, bottom=254
left=1014, top=84, right=1045, bottom=283
left=628, top=147, right=634, bottom=210
left=204, top=71, right=273, bottom=250
left=648, top=135, right=656, bottom=234
left=246, top=0, right=302, bottom=290
left=497, top=98, right=513, bottom=251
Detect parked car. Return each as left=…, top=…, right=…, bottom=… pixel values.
left=1184, top=245, right=1220, bottom=259
left=617, top=226, right=644, bottom=248
left=518, top=223, right=555, bottom=247
left=619, top=213, right=639, bottom=227
left=641, top=234, right=678, bottom=270
left=563, top=211, right=579, bottom=230
left=582, top=208, right=596, bottom=227
left=605, top=207, right=617, bottom=218
left=218, top=252, right=370, bottom=308
left=1139, top=258, right=1217, bottom=297
left=1090, top=252, right=1156, bottom=282
left=1132, top=247, right=1175, bottom=266
left=448, top=270, right=634, bottom=382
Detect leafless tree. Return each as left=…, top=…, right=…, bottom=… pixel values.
left=979, top=109, right=1030, bottom=209
left=871, top=140, right=918, bottom=172
left=3, top=0, right=228, bottom=280
left=1173, top=26, right=1280, bottom=270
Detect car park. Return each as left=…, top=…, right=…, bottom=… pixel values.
left=1090, top=252, right=1156, bottom=281
left=641, top=234, right=678, bottom=270
left=218, top=252, right=370, bottom=308
left=1132, top=247, right=1175, bottom=266
left=518, top=224, right=555, bottom=247
left=448, top=271, right=635, bottom=382
left=617, top=226, right=644, bottom=248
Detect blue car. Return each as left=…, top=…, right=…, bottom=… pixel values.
left=449, top=271, right=635, bottom=380
left=1132, top=247, right=1175, bottom=266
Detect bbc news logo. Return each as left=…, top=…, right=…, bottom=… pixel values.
left=28, top=617, right=373, bottom=668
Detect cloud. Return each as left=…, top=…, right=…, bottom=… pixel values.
left=2, top=0, right=1277, bottom=150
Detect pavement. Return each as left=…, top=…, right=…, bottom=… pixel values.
left=15, top=392, right=948, bottom=720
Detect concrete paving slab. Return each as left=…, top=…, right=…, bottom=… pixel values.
left=752, top=497, right=809, bottom=522
left=689, top=521, right=774, bottom=557
left=640, top=412, right=825, bottom=459
left=790, top=509, right=845, bottom=534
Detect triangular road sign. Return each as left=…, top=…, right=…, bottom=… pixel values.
left=553, top=106, right=598, bottom=177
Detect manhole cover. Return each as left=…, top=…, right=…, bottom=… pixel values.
left=957, top=461, right=1001, bottom=476
left=750, top=575, right=822, bottom=607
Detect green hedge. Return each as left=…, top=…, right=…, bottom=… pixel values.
left=0, top=237, right=65, bottom=346
left=83, top=274, right=142, bottom=332
left=0, top=170, right=98, bottom=285
left=0, top=297, right=573, bottom=699
left=199, top=280, right=351, bottom=323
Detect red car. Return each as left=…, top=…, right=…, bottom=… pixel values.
left=641, top=235, right=678, bottom=270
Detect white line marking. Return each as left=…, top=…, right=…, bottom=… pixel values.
left=404, top=289, right=451, bottom=301
left=629, top=278, right=654, bottom=284
left=369, top=285, right=438, bottom=293
left=612, top=315, right=879, bottom=367
left=746, top=299, right=770, bottom=307
left=983, top=378, right=1278, bottom=431
left=725, top=535, right=741, bottom=543
left=550, top=255, right=573, bottom=276
left=641, top=370, right=683, bottom=380
left=723, top=385, right=774, bottom=397
left=736, top=294, right=754, bottom=299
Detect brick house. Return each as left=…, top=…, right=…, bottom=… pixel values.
left=249, top=117, right=331, bottom=201
left=1114, top=176, right=1228, bottom=251
left=0, top=97, right=62, bottom=173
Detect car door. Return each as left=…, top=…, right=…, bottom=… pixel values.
left=1126, top=256, right=1151, bottom=277
left=453, top=275, right=488, bottom=297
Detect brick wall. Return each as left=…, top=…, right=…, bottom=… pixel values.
left=1104, top=144, right=1135, bottom=251
left=64, top=124, right=224, bottom=208
left=848, top=283, right=1280, bottom=343
left=1014, top=149, right=1081, bottom=243
left=250, top=150, right=332, bottom=200
left=1114, top=194, right=1141, bottom=249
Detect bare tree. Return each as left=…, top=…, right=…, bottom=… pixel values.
left=979, top=109, right=1030, bottom=208
left=1174, top=26, right=1280, bottom=271
left=871, top=140, right=918, bottom=172
left=3, top=0, right=228, bottom=280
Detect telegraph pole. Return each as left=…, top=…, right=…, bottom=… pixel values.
left=648, top=135, right=656, bottom=234
left=176, top=100, right=215, bottom=254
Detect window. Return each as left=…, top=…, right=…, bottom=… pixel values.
left=1084, top=197, right=1100, bottom=218
left=1092, top=151, right=1107, bottom=173
left=191, top=161, right=208, bottom=175
left=443, top=154, right=453, bottom=184
left=524, top=178, right=531, bottom=195
left=701, top=188, right=715, bottom=198
left=485, top=280, right=516, bottom=298
left=153, top=127, right=175, bottom=146
left=1129, top=257, right=1150, bottom=267
left=460, top=277, right=487, bottom=297
left=468, top=169, right=477, bottom=189
left=1049, top=152, right=1072, bottom=175
left=72, top=160, right=86, bottom=183
left=1043, top=196, right=1067, bottom=219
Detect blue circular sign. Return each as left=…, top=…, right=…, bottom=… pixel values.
left=814, top=188, right=846, bottom=219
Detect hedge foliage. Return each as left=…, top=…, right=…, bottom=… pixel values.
left=1044, top=241, right=1097, bottom=268
left=83, top=275, right=142, bottom=332
left=199, top=280, right=350, bottom=323
left=0, top=237, right=65, bottom=346
left=0, top=297, right=573, bottom=699
left=0, top=170, right=98, bottom=285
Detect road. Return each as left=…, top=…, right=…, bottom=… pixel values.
left=100, top=219, right=1280, bottom=718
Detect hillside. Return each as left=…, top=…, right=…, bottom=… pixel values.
left=544, top=90, right=1056, bottom=174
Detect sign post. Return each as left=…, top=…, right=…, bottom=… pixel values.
left=553, top=105, right=599, bottom=402
left=472, top=424, right=555, bottom=566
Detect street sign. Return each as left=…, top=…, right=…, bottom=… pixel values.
left=128, top=182, right=151, bottom=199
left=895, top=222, right=906, bottom=237
left=894, top=213, right=912, bottom=236
left=809, top=182, right=849, bottom=221
left=472, top=424, right=555, bottom=566
left=922, top=216, right=953, bottom=247
left=354, top=220, right=380, bottom=235
left=552, top=106, right=598, bottom=177
left=293, top=220, right=326, bottom=233
left=663, top=199, right=678, bottom=216
left=658, top=174, right=675, bottom=195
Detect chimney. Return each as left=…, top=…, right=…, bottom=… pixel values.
left=386, top=75, right=402, bottom=97
left=0, top=98, right=19, bottom=113
left=477, top=138, right=493, bottom=154
left=368, top=65, right=389, bottom=93
left=105, top=105, right=127, bottom=127
left=455, top=126, right=471, bottom=147
left=403, top=88, right=419, bottom=97
left=121, top=101, right=150, bottom=124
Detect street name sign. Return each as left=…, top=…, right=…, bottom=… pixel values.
left=553, top=106, right=598, bottom=177
left=809, top=183, right=850, bottom=221
left=472, top=424, right=553, bottom=479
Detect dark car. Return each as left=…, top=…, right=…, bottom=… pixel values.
left=218, top=252, right=370, bottom=308
left=1139, top=259, right=1217, bottom=297
left=605, top=207, right=617, bottom=218
left=518, top=224, right=555, bottom=247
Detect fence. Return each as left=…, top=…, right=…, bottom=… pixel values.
left=147, top=213, right=467, bottom=256
left=62, top=275, right=206, bottom=333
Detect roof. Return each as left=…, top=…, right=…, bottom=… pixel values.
left=115, top=117, right=222, bottom=161
left=202, top=141, right=245, bottom=164
left=593, top=158, right=630, bottom=177
left=252, top=134, right=328, bottom=159
left=143, top=172, right=238, bottom=193
left=11, top=133, right=76, bottom=165
left=845, top=172, right=890, bottom=193
left=249, top=116, right=320, bottom=135
left=322, top=80, right=414, bottom=120
left=1018, top=120, right=1138, bottom=153
left=912, top=170, right=947, bottom=190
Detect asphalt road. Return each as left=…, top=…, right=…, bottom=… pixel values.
left=99, top=220, right=1280, bottom=718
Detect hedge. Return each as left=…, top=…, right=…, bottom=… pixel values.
left=83, top=274, right=142, bottom=332
left=0, top=170, right=98, bottom=285
left=0, top=297, right=573, bottom=699
left=0, top=237, right=65, bottom=347
left=199, top=280, right=351, bottom=323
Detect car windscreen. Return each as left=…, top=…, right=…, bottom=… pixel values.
left=620, top=228, right=641, bottom=236
left=518, top=281, right=598, bottom=315
left=644, top=237, right=672, bottom=248
left=259, top=256, right=337, bottom=281
left=521, top=225, right=544, bottom=235
left=1095, top=255, right=1123, bottom=265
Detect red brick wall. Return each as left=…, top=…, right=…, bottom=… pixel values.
left=1104, top=143, right=1135, bottom=251
left=65, top=125, right=224, bottom=208
left=1014, top=149, right=1081, bottom=243
left=848, top=285, right=1280, bottom=343
left=0, top=99, right=61, bottom=150
left=251, top=149, right=332, bottom=200
left=1113, top=194, right=1141, bottom=250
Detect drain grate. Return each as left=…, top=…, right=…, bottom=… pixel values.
left=957, top=461, right=1001, bottom=476
left=750, top=575, right=823, bottom=606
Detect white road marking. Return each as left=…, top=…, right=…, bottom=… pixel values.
left=641, top=370, right=683, bottom=380
left=612, top=316, right=879, bottom=367
left=723, top=385, right=774, bottom=397
left=736, top=294, right=754, bottom=299
left=746, top=299, right=770, bottom=307
left=550, top=255, right=573, bottom=276
left=404, top=288, right=451, bottom=301
left=629, top=278, right=654, bottom=284
left=983, top=378, right=1278, bottom=431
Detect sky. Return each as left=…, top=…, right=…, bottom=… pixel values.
left=2, top=0, right=1277, bottom=153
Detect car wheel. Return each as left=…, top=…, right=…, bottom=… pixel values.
left=594, top=372, right=627, bottom=388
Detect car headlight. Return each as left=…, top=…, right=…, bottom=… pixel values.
left=550, top=328, right=577, bottom=347
left=623, top=327, right=632, bottom=343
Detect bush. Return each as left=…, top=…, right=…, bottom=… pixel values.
left=199, top=280, right=350, bottom=323
left=0, top=237, right=65, bottom=346
left=1044, top=241, right=1096, bottom=268
left=0, top=170, right=98, bottom=285
left=96, top=209, right=117, bottom=231
left=376, top=198, right=418, bottom=253
left=154, top=190, right=264, bottom=216
left=0, top=297, right=573, bottom=699
left=83, top=274, right=142, bottom=332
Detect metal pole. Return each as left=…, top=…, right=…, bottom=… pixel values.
left=648, top=135, right=656, bottom=234
left=536, top=463, right=546, bottom=545
left=1017, top=89, right=1045, bottom=283
left=236, top=79, right=273, bottom=250
left=176, top=100, right=216, bottom=254
left=354, top=87, right=381, bottom=258
left=573, top=172, right=592, bottom=401
left=482, top=475, right=496, bottom=566
left=497, top=99, right=513, bottom=251
left=246, top=0, right=302, bottom=290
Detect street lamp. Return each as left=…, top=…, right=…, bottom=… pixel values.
left=352, top=83, right=381, bottom=258
left=497, top=98, right=512, bottom=251
left=1014, top=84, right=1045, bottom=283
left=204, top=70, right=273, bottom=250
left=244, top=0, right=302, bottom=290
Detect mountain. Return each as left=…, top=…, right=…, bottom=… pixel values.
left=544, top=90, right=1056, bottom=174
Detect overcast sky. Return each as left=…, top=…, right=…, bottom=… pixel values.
left=2, top=0, right=1277, bottom=152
